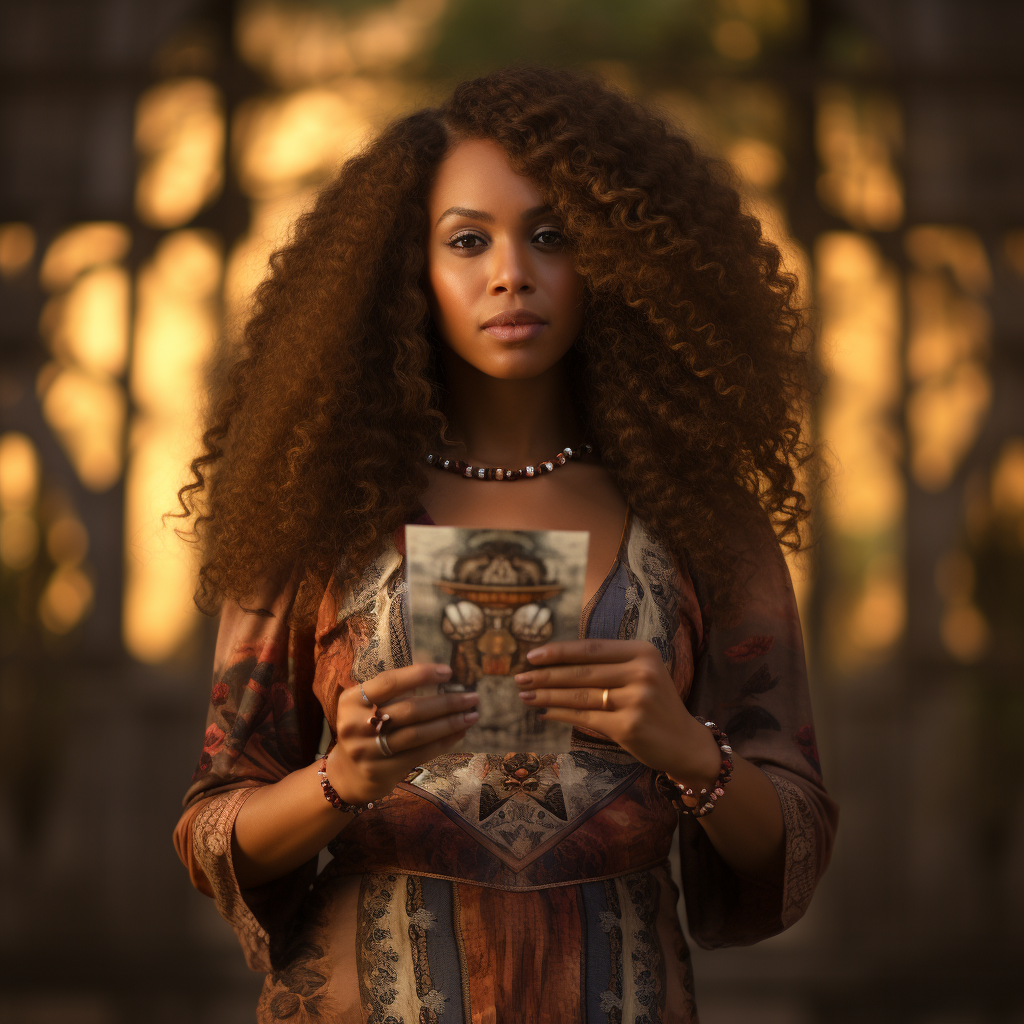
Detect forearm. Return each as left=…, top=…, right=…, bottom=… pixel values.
left=232, top=760, right=353, bottom=889
left=692, top=753, right=785, bottom=884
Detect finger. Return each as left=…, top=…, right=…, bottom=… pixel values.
left=368, top=689, right=478, bottom=728
left=514, top=662, right=628, bottom=690
left=361, top=662, right=453, bottom=704
left=530, top=705, right=610, bottom=735
left=518, top=685, right=617, bottom=711
left=372, top=707, right=479, bottom=757
left=405, top=728, right=470, bottom=764
left=524, top=639, right=651, bottom=666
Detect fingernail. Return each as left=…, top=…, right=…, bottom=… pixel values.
left=526, top=648, right=546, bottom=662
left=435, top=664, right=452, bottom=677
left=464, top=711, right=479, bottom=723
left=518, top=691, right=535, bottom=701
left=514, top=673, right=530, bottom=685
left=462, top=692, right=478, bottom=704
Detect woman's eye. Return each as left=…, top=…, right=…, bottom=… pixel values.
left=534, top=229, right=563, bottom=246
left=447, top=233, right=485, bottom=250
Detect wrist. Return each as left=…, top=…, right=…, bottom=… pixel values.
left=666, top=716, right=722, bottom=791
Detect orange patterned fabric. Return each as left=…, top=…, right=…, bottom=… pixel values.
left=173, top=508, right=838, bottom=1021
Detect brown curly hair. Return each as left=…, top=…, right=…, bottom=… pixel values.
left=173, top=65, right=812, bottom=627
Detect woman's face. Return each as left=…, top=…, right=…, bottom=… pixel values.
left=425, top=137, right=585, bottom=381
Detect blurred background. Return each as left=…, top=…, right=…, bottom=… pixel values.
left=1, top=0, right=1023, bottom=1020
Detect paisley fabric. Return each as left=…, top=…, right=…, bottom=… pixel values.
left=174, top=507, right=838, bottom=1022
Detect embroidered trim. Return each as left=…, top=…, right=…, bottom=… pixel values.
left=763, top=770, right=818, bottom=929
left=190, top=787, right=270, bottom=972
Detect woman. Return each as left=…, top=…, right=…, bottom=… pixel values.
left=173, top=65, right=838, bottom=1022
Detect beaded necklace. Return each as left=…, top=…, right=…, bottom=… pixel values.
left=425, top=443, right=593, bottom=481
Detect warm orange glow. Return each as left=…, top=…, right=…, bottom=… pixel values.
left=236, top=0, right=447, bottom=86
left=38, top=365, right=126, bottom=491
left=905, top=227, right=992, bottom=492
left=43, top=265, right=131, bottom=377
left=124, top=230, right=222, bottom=663
left=816, top=232, right=903, bottom=534
left=991, top=438, right=1024, bottom=519
left=816, top=232, right=905, bottom=666
left=0, top=431, right=40, bottom=512
left=39, top=222, right=130, bottom=292
left=38, top=565, right=94, bottom=634
left=46, top=515, right=89, bottom=565
left=0, top=512, right=39, bottom=571
left=816, top=85, right=903, bottom=231
left=234, top=87, right=374, bottom=198
left=727, top=137, right=785, bottom=190
left=135, top=78, right=225, bottom=229
left=714, top=20, right=761, bottom=60
left=0, top=222, right=36, bottom=277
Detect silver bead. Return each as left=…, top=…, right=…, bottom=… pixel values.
left=496, top=468, right=504, bottom=480
left=443, top=459, right=450, bottom=469
left=464, top=467, right=473, bottom=477
left=526, top=465, right=534, bottom=476
left=563, top=447, right=572, bottom=455
left=477, top=467, right=486, bottom=478
left=543, top=461, right=554, bottom=471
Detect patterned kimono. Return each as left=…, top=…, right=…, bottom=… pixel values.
left=173, top=506, right=838, bottom=1023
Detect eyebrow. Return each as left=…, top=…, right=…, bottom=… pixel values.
left=435, top=204, right=553, bottom=228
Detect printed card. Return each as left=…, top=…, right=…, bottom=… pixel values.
left=404, top=524, right=590, bottom=754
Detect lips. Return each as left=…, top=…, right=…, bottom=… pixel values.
left=481, top=309, right=545, bottom=328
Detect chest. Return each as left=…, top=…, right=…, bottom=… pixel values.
left=418, top=461, right=629, bottom=609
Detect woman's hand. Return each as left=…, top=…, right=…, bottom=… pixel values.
left=327, top=663, right=479, bottom=804
left=515, top=639, right=721, bottom=789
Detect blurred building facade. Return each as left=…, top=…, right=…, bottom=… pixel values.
left=1, top=0, right=1022, bottom=1021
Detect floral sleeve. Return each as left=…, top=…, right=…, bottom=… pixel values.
left=172, top=570, right=323, bottom=971
left=679, top=519, right=839, bottom=948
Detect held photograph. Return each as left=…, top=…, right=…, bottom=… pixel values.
left=404, top=523, right=589, bottom=753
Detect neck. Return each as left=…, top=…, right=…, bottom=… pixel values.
left=437, top=348, right=583, bottom=466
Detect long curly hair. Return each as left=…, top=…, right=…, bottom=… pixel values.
left=173, top=65, right=813, bottom=627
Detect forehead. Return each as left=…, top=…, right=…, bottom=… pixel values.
left=428, top=138, right=545, bottom=218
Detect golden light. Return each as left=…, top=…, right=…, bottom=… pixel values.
left=234, top=87, right=373, bottom=198
left=905, top=226, right=992, bottom=492
left=124, top=230, right=223, bottom=663
left=224, top=188, right=317, bottom=332
left=713, top=20, right=761, bottom=61
left=135, top=77, right=225, bottom=229
left=816, top=232, right=905, bottom=667
left=0, top=222, right=36, bottom=277
left=816, top=232, right=903, bottom=534
left=727, top=137, right=785, bottom=190
left=38, top=366, right=126, bottom=491
left=46, top=515, right=89, bottom=565
left=816, top=85, right=903, bottom=231
left=990, top=437, right=1024, bottom=519
left=38, top=565, right=94, bottom=635
left=39, top=222, right=130, bottom=292
left=0, top=432, right=40, bottom=512
left=0, top=513, right=39, bottom=571
left=43, top=265, right=131, bottom=378
left=236, top=0, right=447, bottom=87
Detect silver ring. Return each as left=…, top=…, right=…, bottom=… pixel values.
left=376, top=732, right=394, bottom=757
left=358, top=682, right=372, bottom=707
left=602, top=688, right=610, bottom=711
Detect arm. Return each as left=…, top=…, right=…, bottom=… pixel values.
left=679, top=520, right=839, bottom=946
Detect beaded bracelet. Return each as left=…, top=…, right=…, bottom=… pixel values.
left=317, top=755, right=379, bottom=816
left=655, top=717, right=734, bottom=818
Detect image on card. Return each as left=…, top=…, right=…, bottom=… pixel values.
left=404, top=524, right=590, bottom=754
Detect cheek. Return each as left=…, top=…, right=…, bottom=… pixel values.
left=429, top=261, right=475, bottom=332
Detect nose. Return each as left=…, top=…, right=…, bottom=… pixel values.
left=487, top=238, right=534, bottom=296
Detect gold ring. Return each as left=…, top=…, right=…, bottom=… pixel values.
left=602, top=688, right=610, bottom=711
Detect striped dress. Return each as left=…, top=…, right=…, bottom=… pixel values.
left=173, top=506, right=838, bottom=1023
